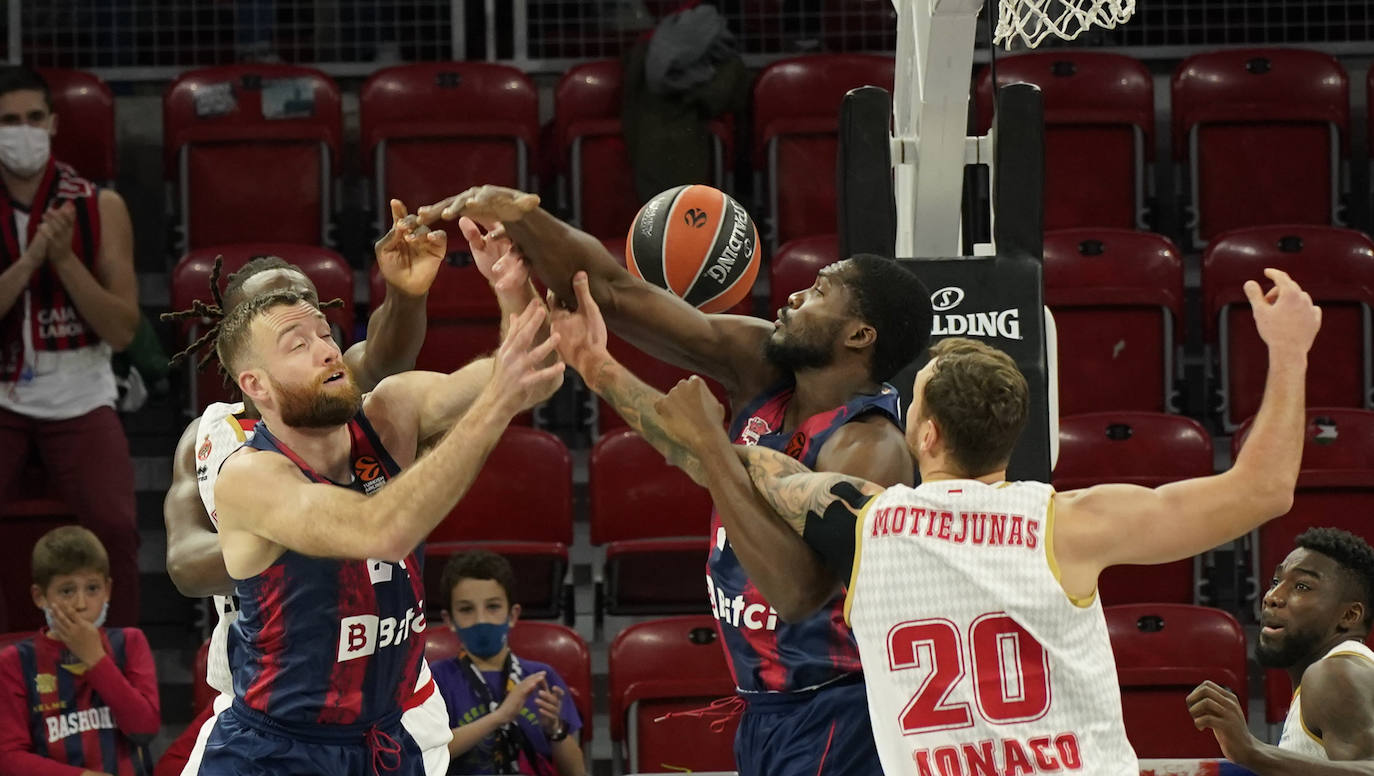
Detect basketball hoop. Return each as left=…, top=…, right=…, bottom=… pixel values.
left=993, top=0, right=1136, bottom=49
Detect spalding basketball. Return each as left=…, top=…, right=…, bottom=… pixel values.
left=625, top=184, right=761, bottom=313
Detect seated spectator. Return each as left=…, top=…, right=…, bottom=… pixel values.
left=0, top=526, right=159, bottom=776
left=432, top=551, right=585, bottom=776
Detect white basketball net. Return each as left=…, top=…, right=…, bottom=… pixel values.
left=993, top=0, right=1136, bottom=49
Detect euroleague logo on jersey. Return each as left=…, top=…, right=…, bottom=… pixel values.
left=354, top=456, right=386, bottom=494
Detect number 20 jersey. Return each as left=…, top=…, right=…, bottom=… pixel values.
left=846, top=479, right=1138, bottom=776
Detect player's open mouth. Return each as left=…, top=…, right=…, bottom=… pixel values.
left=323, top=371, right=345, bottom=384
left=1260, top=620, right=1284, bottom=637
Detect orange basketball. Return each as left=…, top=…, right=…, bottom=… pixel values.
left=625, top=185, right=761, bottom=313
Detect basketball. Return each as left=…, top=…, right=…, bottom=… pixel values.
left=625, top=184, right=761, bottom=314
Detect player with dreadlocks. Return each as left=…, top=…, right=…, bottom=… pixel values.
left=158, top=201, right=530, bottom=776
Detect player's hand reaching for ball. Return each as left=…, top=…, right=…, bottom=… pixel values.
left=418, top=185, right=540, bottom=227
left=375, top=199, right=445, bottom=299
left=548, top=271, right=611, bottom=388
left=494, top=671, right=547, bottom=725
left=486, top=299, right=564, bottom=417
left=654, top=375, right=728, bottom=454
left=461, top=217, right=529, bottom=299
left=1245, top=268, right=1321, bottom=359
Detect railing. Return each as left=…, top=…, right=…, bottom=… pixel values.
left=6, top=0, right=1374, bottom=80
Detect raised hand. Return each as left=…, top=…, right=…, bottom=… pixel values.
left=460, top=217, right=528, bottom=297
left=487, top=299, right=565, bottom=416
left=533, top=681, right=567, bottom=738
left=1186, top=681, right=1259, bottom=765
left=1244, top=268, right=1322, bottom=358
left=375, top=199, right=445, bottom=298
left=653, top=375, right=728, bottom=453
left=47, top=601, right=106, bottom=667
left=548, top=271, right=610, bottom=385
left=37, top=201, right=77, bottom=266
left=494, top=671, right=547, bottom=725
left=417, top=185, right=540, bottom=227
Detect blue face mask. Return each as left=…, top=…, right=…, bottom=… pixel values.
left=45, top=601, right=108, bottom=631
left=455, top=620, right=510, bottom=659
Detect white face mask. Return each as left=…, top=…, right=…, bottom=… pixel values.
left=0, top=125, right=51, bottom=178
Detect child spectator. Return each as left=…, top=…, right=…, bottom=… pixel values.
left=0, top=526, right=159, bottom=776
left=431, top=551, right=585, bottom=775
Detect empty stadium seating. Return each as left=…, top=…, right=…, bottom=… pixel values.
left=164, top=65, right=342, bottom=250
left=424, top=428, right=573, bottom=621
left=170, top=244, right=354, bottom=412
left=1054, top=412, right=1214, bottom=605
left=1106, top=604, right=1247, bottom=758
left=609, top=616, right=738, bottom=773
left=368, top=257, right=501, bottom=375
left=40, top=68, right=116, bottom=184
left=1173, top=49, right=1348, bottom=246
left=753, top=54, right=895, bottom=250
left=1043, top=229, right=1184, bottom=415
left=590, top=430, right=712, bottom=618
left=360, top=63, right=538, bottom=236
left=1203, top=226, right=1374, bottom=430
left=975, top=52, right=1153, bottom=230
left=769, top=234, right=839, bottom=314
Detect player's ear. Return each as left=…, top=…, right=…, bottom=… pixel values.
left=238, top=369, right=269, bottom=404
left=920, top=416, right=941, bottom=456
left=1340, top=600, right=1365, bottom=633
left=845, top=321, right=876, bottom=352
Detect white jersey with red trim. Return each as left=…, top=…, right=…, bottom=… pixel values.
left=1279, top=639, right=1374, bottom=758
left=845, top=479, right=1138, bottom=776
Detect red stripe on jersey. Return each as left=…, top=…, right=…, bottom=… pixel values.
left=319, top=560, right=379, bottom=725
left=238, top=418, right=257, bottom=432
left=80, top=708, right=105, bottom=773
left=711, top=617, right=742, bottom=688
left=743, top=579, right=789, bottom=690
left=402, top=676, right=435, bottom=712
left=243, top=564, right=289, bottom=711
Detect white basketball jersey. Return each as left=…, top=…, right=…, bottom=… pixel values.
left=1279, top=639, right=1374, bottom=758
left=194, top=401, right=252, bottom=697
left=846, top=479, right=1139, bottom=776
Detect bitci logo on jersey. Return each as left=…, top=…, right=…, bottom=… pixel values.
left=705, top=574, right=778, bottom=632
left=337, top=606, right=426, bottom=662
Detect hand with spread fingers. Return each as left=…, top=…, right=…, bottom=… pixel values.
left=47, top=600, right=106, bottom=667
left=493, top=671, right=547, bottom=726
left=1187, top=680, right=1260, bottom=765
left=461, top=217, right=529, bottom=299
left=417, top=185, right=541, bottom=228
left=1244, top=267, right=1322, bottom=358
left=375, top=198, right=446, bottom=299
left=653, top=375, right=728, bottom=454
left=547, top=271, right=610, bottom=388
left=487, top=299, right=565, bottom=416
left=533, top=680, right=568, bottom=739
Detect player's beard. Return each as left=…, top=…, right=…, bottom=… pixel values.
left=765, top=316, right=842, bottom=372
left=272, top=368, right=362, bottom=429
left=1254, top=622, right=1325, bottom=669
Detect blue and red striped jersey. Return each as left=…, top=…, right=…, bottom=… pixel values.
left=228, top=409, right=427, bottom=726
left=708, top=381, right=903, bottom=693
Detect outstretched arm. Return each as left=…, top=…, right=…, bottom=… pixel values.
left=164, top=420, right=235, bottom=598
left=1051, top=269, right=1322, bottom=600
left=418, top=185, right=777, bottom=401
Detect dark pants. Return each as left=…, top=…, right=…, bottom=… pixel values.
left=0, top=406, right=139, bottom=626
left=734, top=676, right=883, bottom=776
left=201, top=701, right=424, bottom=776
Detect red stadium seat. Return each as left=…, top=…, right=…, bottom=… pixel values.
left=975, top=53, right=1153, bottom=231
left=170, top=244, right=354, bottom=412
left=1043, top=229, right=1184, bottom=415
left=1202, top=226, right=1374, bottom=430
left=753, top=55, right=894, bottom=251
left=597, top=335, right=732, bottom=435
left=769, top=234, right=839, bottom=315
left=1054, top=413, right=1214, bottom=605
left=0, top=494, right=76, bottom=632
left=424, top=428, right=573, bottom=620
left=1172, top=49, right=1348, bottom=246
left=590, top=430, right=712, bottom=617
left=554, top=60, right=734, bottom=240
left=1106, top=604, right=1247, bottom=758
left=38, top=68, right=116, bottom=184
left=425, top=622, right=593, bottom=744
left=1233, top=407, right=1374, bottom=620
left=360, top=63, right=537, bottom=236
left=609, top=616, right=737, bottom=774
left=164, top=65, right=342, bottom=250
left=368, top=259, right=500, bottom=375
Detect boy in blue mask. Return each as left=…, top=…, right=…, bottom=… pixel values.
left=432, top=550, right=585, bottom=776
left=0, top=525, right=160, bottom=775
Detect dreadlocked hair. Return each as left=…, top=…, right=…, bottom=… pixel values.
left=160, top=255, right=345, bottom=384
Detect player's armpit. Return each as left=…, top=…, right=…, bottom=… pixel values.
left=1301, top=655, right=1374, bottom=761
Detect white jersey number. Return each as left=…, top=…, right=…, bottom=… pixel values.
left=890, top=613, right=1052, bottom=734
